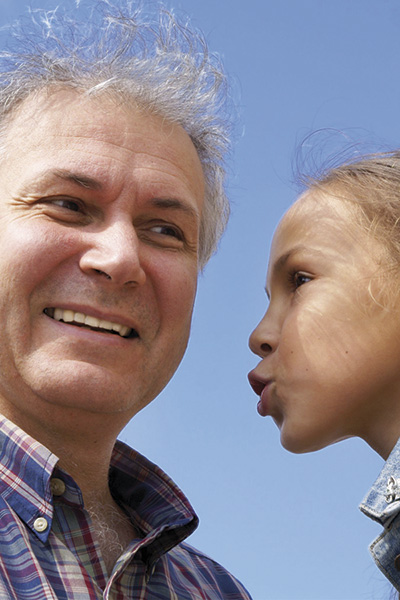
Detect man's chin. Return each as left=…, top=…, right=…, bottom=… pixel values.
left=20, top=360, right=149, bottom=417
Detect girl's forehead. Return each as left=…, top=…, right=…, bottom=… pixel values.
left=283, top=189, right=354, bottom=225
left=273, top=190, right=350, bottom=244
left=274, top=188, right=370, bottom=246
left=269, top=189, right=386, bottom=272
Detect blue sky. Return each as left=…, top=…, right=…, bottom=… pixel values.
left=1, top=0, right=399, bottom=598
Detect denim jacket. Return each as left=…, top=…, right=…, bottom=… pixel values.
left=359, top=438, right=400, bottom=591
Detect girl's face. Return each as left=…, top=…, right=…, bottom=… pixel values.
left=248, top=190, right=400, bottom=458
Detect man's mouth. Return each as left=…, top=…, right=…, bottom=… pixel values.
left=44, top=308, right=138, bottom=339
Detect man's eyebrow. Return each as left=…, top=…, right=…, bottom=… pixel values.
left=25, top=171, right=199, bottom=218
left=149, top=197, right=200, bottom=220
left=51, top=169, right=103, bottom=190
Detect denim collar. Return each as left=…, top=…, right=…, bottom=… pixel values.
left=360, top=436, right=400, bottom=528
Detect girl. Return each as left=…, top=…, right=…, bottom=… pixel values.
left=248, top=152, right=400, bottom=593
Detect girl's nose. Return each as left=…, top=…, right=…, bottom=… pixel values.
left=248, top=310, right=278, bottom=358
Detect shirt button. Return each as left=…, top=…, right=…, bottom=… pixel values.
left=33, top=517, right=48, bottom=533
left=50, top=478, right=66, bottom=496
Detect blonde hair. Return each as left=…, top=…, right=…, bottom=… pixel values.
left=305, top=151, right=400, bottom=268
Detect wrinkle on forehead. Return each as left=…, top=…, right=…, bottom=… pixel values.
left=2, top=88, right=204, bottom=190
left=0, top=88, right=205, bottom=210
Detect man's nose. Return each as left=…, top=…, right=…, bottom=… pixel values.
left=79, top=221, right=146, bottom=287
left=248, top=309, right=279, bottom=358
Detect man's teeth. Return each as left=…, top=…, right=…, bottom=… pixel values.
left=52, top=308, right=132, bottom=338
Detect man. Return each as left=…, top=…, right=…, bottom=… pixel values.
left=0, top=2, right=251, bottom=599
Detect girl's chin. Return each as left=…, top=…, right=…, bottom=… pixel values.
left=280, top=428, right=331, bottom=455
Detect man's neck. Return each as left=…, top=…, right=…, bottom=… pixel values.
left=0, top=401, right=126, bottom=501
left=0, top=405, right=142, bottom=574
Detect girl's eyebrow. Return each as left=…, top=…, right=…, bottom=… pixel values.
left=274, top=245, right=326, bottom=273
left=266, top=245, right=325, bottom=298
left=266, top=249, right=304, bottom=299
left=273, top=245, right=308, bottom=273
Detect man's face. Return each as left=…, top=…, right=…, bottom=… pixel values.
left=0, top=89, right=204, bottom=433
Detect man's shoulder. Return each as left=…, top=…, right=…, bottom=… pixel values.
left=163, top=541, right=252, bottom=599
left=111, top=442, right=252, bottom=598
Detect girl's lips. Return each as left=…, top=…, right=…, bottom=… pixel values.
left=248, top=370, right=273, bottom=416
left=248, top=370, right=271, bottom=394
left=258, top=382, right=272, bottom=417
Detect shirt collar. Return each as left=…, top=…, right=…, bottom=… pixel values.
left=109, top=440, right=198, bottom=561
left=0, top=415, right=59, bottom=542
left=360, top=436, right=400, bottom=527
left=0, top=416, right=198, bottom=556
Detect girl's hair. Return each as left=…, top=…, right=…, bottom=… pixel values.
left=0, top=1, right=233, bottom=267
left=303, top=151, right=400, bottom=269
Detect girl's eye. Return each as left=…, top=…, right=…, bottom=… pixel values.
left=289, top=271, right=312, bottom=290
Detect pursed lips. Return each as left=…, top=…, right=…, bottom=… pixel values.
left=248, top=371, right=275, bottom=417
left=247, top=371, right=271, bottom=397
left=43, top=307, right=138, bottom=339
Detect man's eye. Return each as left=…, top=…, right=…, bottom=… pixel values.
left=150, top=224, right=183, bottom=239
left=49, top=198, right=82, bottom=212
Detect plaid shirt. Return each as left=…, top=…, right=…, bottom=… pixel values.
left=0, top=417, right=251, bottom=599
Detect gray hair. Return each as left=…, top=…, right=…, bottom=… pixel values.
left=0, top=0, right=232, bottom=266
